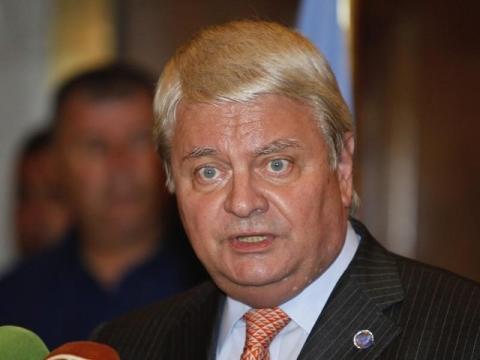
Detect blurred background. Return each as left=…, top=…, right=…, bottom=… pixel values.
left=0, top=0, right=479, bottom=281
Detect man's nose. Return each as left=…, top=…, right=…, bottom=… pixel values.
left=223, top=172, right=268, bottom=218
left=108, top=146, right=133, bottom=174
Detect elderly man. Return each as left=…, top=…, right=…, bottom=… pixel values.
left=94, top=21, right=480, bottom=359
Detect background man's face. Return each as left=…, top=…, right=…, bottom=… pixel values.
left=16, top=147, right=70, bottom=256
left=55, top=91, right=163, bottom=245
left=171, top=94, right=353, bottom=307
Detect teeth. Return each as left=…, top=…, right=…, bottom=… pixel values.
left=237, top=235, right=267, bottom=243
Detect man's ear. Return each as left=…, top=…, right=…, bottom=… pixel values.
left=336, top=132, right=355, bottom=208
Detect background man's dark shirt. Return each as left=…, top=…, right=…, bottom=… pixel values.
left=0, top=231, right=201, bottom=349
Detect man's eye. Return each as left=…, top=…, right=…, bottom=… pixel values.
left=268, top=159, right=289, bottom=173
left=82, top=139, right=107, bottom=154
left=131, top=132, right=151, bottom=148
left=198, top=166, right=219, bottom=180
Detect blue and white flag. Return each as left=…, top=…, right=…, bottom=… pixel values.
left=297, top=0, right=353, bottom=111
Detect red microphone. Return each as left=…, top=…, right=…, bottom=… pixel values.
left=44, top=341, right=120, bottom=360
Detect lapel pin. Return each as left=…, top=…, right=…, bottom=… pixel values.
left=353, top=330, right=374, bottom=349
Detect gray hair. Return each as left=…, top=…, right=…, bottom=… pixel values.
left=153, top=20, right=359, bottom=212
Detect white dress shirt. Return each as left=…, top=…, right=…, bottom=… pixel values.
left=216, top=222, right=360, bottom=360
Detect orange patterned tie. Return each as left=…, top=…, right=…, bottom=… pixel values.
left=240, top=307, right=291, bottom=360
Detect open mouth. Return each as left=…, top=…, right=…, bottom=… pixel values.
left=236, top=235, right=268, bottom=243
left=228, top=234, right=273, bottom=252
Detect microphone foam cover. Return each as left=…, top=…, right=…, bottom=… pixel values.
left=45, top=341, right=120, bottom=360
left=0, top=325, right=49, bottom=359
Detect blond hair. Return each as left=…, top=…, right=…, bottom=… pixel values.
left=153, top=20, right=358, bottom=211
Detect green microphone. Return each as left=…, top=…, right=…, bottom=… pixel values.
left=0, top=325, right=49, bottom=360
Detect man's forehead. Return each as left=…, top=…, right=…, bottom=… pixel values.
left=173, top=95, right=323, bottom=161
left=175, top=95, right=316, bottom=128
left=181, top=138, right=303, bottom=162
left=175, top=100, right=266, bottom=152
left=176, top=98, right=263, bottom=123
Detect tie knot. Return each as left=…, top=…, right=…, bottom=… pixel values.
left=242, top=307, right=291, bottom=359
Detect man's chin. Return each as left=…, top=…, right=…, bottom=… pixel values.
left=221, top=282, right=298, bottom=308
left=214, top=272, right=294, bottom=302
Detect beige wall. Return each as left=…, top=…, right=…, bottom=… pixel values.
left=50, top=0, right=115, bottom=87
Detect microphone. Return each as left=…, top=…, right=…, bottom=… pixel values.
left=45, top=341, right=120, bottom=360
left=0, top=325, right=49, bottom=359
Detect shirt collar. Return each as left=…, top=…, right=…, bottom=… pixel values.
left=217, top=221, right=360, bottom=347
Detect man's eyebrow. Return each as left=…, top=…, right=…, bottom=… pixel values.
left=254, top=139, right=302, bottom=155
left=183, top=147, right=218, bottom=161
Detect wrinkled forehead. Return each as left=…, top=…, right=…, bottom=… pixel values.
left=174, top=94, right=317, bottom=129
left=176, top=98, right=266, bottom=128
left=171, top=94, right=323, bottom=157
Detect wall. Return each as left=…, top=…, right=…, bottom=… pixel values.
left=355, top=0, right=480, bottom=281
left=0, top=0, right=52, bottom=271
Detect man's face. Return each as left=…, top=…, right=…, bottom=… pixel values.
left=171, top=94, right=354, bottom=307
left=55, top=91, right=163, bottom=244
left=16, top=147, right=70, bottom=256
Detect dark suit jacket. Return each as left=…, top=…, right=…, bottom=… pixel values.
left=93, top=221, right=480, bottom=359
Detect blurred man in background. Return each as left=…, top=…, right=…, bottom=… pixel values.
left=14, top=128, right=71, bottom=257
left=0, top=64, right=205, bottom=349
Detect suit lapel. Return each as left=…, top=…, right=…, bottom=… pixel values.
left=298, top=221, right=404, bottom=360
left=174, top=282, right=225, bottom=360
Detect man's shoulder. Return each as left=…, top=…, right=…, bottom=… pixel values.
left=353, top=220, right=480, bottom=311
left=0, top=242, right=76, bottom=332
left=393, top=250, right=480, bottom=318
left=395, top=250, right=479, bottom=288
left=379, top=252, right=480, bottom=358
left=314, top=220, right=479, bottom=358
left=93, top=281, right=222, bottom=357
left=0, top=244, right=70, bottom=291
left=97, top=281, right=218, bottom=329
left=352, top=218, right=480, bottom=294
left=349, top=221, right=480, bottom=358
